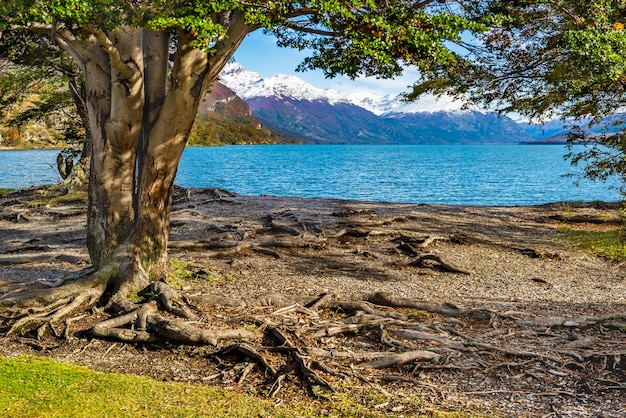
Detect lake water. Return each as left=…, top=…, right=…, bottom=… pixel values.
left=0, top=145, right=621, bottom=206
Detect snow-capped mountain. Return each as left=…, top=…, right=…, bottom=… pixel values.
left=346, top=90, right=481, bottom=116
left=220, top=63, right=348, bottom=105
left=221, top=62, right=476, bottom=115
left=218, top=63, right=531, bottom=144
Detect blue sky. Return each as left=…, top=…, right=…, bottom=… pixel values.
left=233, top=31, right=420, bottom=97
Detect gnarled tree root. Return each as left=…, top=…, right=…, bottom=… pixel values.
left=3, top=278, right=626, bottom=404
left=6, top=287, right=103, bottom=338
left=91, top=282, right=258, bottom=345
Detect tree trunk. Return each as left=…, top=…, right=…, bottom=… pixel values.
left=80, top=21, right=250, bottom=302
left=86, top=28, right=143, bottom=271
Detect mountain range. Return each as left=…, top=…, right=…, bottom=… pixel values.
left=207, top=62, right=534, bottom=145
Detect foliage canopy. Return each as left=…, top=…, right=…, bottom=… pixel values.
left=0, top=0, right=486, bottom=80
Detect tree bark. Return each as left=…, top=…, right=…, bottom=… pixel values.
left=78, top=22, right=251, bottom=299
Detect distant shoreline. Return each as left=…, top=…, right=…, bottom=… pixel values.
left=0, top=145, right=64, bottom=151
left=2, top=142, right=565, bottom=151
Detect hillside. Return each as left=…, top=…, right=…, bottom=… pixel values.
left=186, top=82, right=289, bottom=146
left=0, top=81, right=289, bottom=149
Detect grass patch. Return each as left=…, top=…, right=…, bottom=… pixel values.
left=558, top=226, right=626, bottom=261
left=0, top=356, right=298, bottom=417
left=0, top=356, right=485, bottom=418
left=167, top=259, right=197, bottom=289
left=0, top=188, right=15, bottom=196
left=167, top=259, right=233, bottom=289
left=26, top=191, right=88, bottom=208
left=406, top=309, right=430, bottom=320
left=324, top=382, right=488, bottom=418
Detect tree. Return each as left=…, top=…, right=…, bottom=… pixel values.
left=0, top=30, right=90, bottom=188
left=0, top=58, right=63, bottom=148
left=409, top=0, right=626, bottom=194
left=0, top=1, right=484, bottom=343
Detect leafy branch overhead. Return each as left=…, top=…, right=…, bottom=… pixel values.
left=1, top=1, right=485, bottom=80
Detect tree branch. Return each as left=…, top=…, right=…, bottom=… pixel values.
left=284, top=22, right=338, bottom=37
left=207, top=10, right=254, bottom=80
left=26, top=23, right=111, bottom=76
left=93, top=30, right=135, bottom=79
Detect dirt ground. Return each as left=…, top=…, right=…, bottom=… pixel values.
left=0, top=186, right=625, bottom=417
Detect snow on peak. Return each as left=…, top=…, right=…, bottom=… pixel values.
left=380, top=94, right=481, bottom=115
left=343, top=92, right=398, bottom=115
left=219, top=63, right=348, bottom=105
left=219, top=62, right=262, bottom=88
left=346, top=92, right=481, bottom=116
left=219, top=62, right=481, bottom=115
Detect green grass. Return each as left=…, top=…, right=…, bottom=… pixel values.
left=558, top=226, right=626, bottom=261
left=0, top=356, right=313, bottom=418
left=167, top=259, right=234, bottom=290
left=26, top=191, right=88, bottom=208
left=0, top=356, right=486, bottom=418
left=0, top=188, right=15, bottom=196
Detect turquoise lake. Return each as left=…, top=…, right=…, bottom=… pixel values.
left=0, top=144, right=621, bottom=206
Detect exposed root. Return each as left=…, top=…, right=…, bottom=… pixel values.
left=360, top=350, right=441, bottom=369
left=3, top=278, right=625, bottom=408
left=142, top=281, right=199, bottom=320
left=407, top=253, right=471, bottom=275
left=6, top=287, right=103, bottom=338
left=211, top=342, right=278, bottom=377
left=175, top=288, right=625, bottom=405
left=91, top=302, right=158, bottom=342
left=518, top=313, right=626, bottom=328
left=91, top=283, right=258, bottom=346
left=0, top=265, right=110, bottom=308
left=146, top=314, right=256, bottom=346
left=265, top=321, right=335, bottom=395
left=1, top=265, right=257, bottom=348
left=362, top=292, right=497, bottom=320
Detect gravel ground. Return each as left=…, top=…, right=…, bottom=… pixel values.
left=0, top=187, right=625, bottom=417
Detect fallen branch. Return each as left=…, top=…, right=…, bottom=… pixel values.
left=359, top=350, right=441, bottom=369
